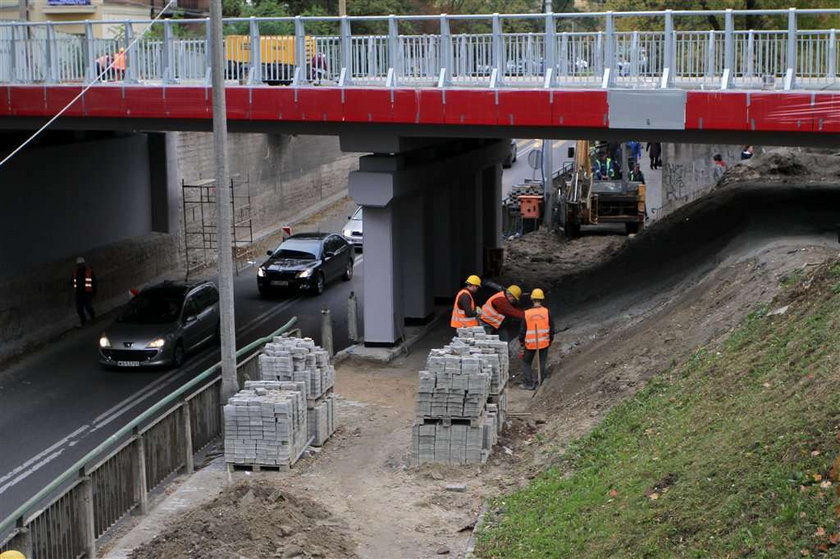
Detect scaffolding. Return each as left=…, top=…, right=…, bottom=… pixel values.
left=181, top=176, right=254, bottom=280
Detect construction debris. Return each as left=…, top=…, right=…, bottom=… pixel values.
left=412, top=327, right=509, bottom=465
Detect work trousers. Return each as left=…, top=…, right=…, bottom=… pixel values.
left=521, top=347, right=548, bottom=387
left=76, top=293, right=95, bottom=325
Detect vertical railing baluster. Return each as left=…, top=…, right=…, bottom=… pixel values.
left=9, top=24, right=17, bottom=83
left=705, top=29, right=715, bottom=81
left=785, top=7, right=797, bottom=89
left=630, top=31, right=639, bottom=78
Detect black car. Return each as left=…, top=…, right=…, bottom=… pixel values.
left=257, top=232, right=354, bottom=297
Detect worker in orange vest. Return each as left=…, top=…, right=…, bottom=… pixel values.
left=112, top=48, right=126, bottom=80
left=518, top=288, right=554, bottom=390
left=479, top=283, right=524, bottom=340
left=71, top=256, right=97, bottom=326
left=450, top=275, right=482, bottom=330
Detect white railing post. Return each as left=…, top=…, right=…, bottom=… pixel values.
left=630, top=30, right=639, bottom=77
left=84, top=21, right=96, bottom=83
left=204, top=17, right=212, bottom=85
left=339, top=15, right=352, bottom=85
left=387, top=15, right=399, bottom=86
left=704, top=29, right=715, bottom=80
left=81, top=474, right=96, bottom=559
left=595, top=31, right=603, bottom=78
left=785, top=7, right=797, bottom=89
left=829, top=29, right=837, bottom=82
left=723, top=9, right=734, bottom=88
left=662, top=9, right=673, bottom=88
left=439, top=14, right=452, bottom=86
left=247, top=17, right=261, bottom=85
left=745, top=30, right=755, bottom=78
left=162, top=20, right=174, bottom=84
left=124, top=22, right=138, bottom=84
left=45, top=23, right=57, bottom=83
left=559, top=32, right=568, bottom=78
left=491, top=13, right=504, bottom=86
left=293, top=16, right=306, bottom=86
left=181, top=402, right=194, bottom=474
left=603, top=11, right=615, bottom=87
left=544, top=12, right=556, bottom=87
left=9, top=25, right=18, bottom=83
left=134, top=431, right=148, bottom=515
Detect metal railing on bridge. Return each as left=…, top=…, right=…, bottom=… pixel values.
left=0, top=318, right=300, bottom=559
left=0, top=9, right=837, bottom=92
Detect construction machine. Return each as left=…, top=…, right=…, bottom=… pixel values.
left=226, top=35, right=318, bottom=85
left=555, top=140, right=646, bottom=238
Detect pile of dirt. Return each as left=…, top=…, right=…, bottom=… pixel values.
left=718, top=149, right=840, bottom=188
left=129, top=479, right=357, bottom=559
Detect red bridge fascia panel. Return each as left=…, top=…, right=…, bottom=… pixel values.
left=1, top=85, right=837, bottom=134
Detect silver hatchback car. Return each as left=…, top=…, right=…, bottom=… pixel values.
left=342, top=206, right=363, bottom=249
left=98, top=281, right=220, bottom=369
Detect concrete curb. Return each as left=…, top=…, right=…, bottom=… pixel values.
left=333, top=309, right=449, bottom=365
left=463, top=502, right=490, bottom=558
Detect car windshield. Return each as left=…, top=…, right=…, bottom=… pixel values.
left=271, top=239, right=320, bottom=260
left=351, top=207, right=362, bottom=220
left=118, top=293, right=183, bottom=324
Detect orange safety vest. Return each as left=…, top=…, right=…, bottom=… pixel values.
left=524, top=306, right=550, bottom=350
left=73, top=267, right=94, bottom=293
left=480, top=291, right=507, bottom=330
left=113, top=51, right=126, bottom=71
left=450, top=288, right=479, bottom=329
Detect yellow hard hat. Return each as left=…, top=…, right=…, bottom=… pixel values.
left=531, top=288, right=545, bottom=300
left=0, top=551, right=27, bottom=559
left=465, top=275, right=482, bottom=287
left=506, top=285, right=522, bottom=300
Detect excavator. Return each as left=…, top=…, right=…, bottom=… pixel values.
left=555, top=140, right=646, bottom=238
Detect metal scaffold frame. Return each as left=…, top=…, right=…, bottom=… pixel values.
left=181, top=175, right=253, bottom=279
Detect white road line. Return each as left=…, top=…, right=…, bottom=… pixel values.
left=0, top=450, right=65, bottom=496
left=0, top=424, right=90, bottom=495
left=92, top=371, right=182, bottom=424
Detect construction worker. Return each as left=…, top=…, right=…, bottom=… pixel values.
left=518, top=288, right=554, bottom=390
left=479, top=282, right=524, bottom=340
left=592, top=151, right=616, bottom=180
left=0, top=551, right=27, bottom=559
left=71, top=256, right=97, bottom=326
left=112, top=48, right=126, bottom=80
left=451, top=275, right=482, bottom=330
left=628, top=161, right=645, bottom=182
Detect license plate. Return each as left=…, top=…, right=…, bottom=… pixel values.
left=117, top=360, right=141, bottom=367
left=271, top=280, right=289, bottom=287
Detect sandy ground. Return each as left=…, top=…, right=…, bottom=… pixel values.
left=116, top=150, right=840, bottom=559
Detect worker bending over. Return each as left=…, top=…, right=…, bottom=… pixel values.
left=450, top=275, right=482, bottom=330
left=519, top=288, right=554, bottom=390
left=479, top=282, right=524, bottom=340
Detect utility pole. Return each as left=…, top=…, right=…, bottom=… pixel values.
left=338, top=0, right=346, bottom=17
left=210, top=0, right=237, bottom=401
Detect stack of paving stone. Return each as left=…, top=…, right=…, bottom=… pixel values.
left=257, top=336, right=335, bottom=400
left=307, top=393, right=336, bottom=447
left=224, top=381, right=308, bottom=468
left=412, top=327, right=510, bottom=465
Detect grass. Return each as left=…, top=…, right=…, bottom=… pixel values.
left=476, top=261, right=840, bottom=558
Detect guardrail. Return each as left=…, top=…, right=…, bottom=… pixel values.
left=0, top=317, right=300, bottom=559
left=0, top=9, right=837, bottom=90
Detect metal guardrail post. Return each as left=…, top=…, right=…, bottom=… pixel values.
left=247, top=17, right=261, bottom=85
left=321, top=306, right=334, bottom=357
left=14, top=521, right=31, bottom=558
left=746, top=30, right=755, bottom=78
left=133, top=431, right=148, bottom=515
left=559, top=32, right=568, bottom=78
left=630, top=31, right=639, bottom=78
left=45, top=23, right=57, bottom=83
left=181, top=402, right=194, bottom=474
left=662, top=9, right=674, bottom=88
left=491, top=13, right=504, bottom=87
left=204, top=17, right=212, bottom=85
left=340, top=16, right=352, bottom=86
left=785, top=7, right=797, bottom=90
left=723, top=9, right=734, bottom=88
left=603, top=11, right=615, bottom=88
left=124, top=22, right=138, bottom=84
left=347, top=291, right=359, bottom=343
left=704, top=29, right=715, bottom=80
left=387, top=15, right=399, bottom=86
left=8, top=25, right=17, bottom=84
left=81, top=475, right=96, bottom=559
left=293, top=16, right=306, bottom=86
left=829, top=28, right=837, bottom=82
left=439, top=15, right=452, bottom=87
left=162, top=20, right=174, bottom=84
left=544, top=12, right=556, bottom=88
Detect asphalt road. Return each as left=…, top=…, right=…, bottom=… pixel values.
left=0, top=144, right=563, bottom=525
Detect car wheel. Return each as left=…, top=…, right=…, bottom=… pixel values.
left=171, top=341, right=185, bottom=368
left=314, top=273, right=325, bottom=295
left=342, top=259, right=354, bottom=281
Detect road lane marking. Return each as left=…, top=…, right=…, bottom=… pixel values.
left=0, top=424, right=88, bottom=495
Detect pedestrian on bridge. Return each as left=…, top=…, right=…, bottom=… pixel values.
left=519, top=288, right=554, bottom=391
left=71, top=256, right=97, bottom=326
left=479, top=282, right=524, bottom=340
left=451, top=275, right=482, bottom=330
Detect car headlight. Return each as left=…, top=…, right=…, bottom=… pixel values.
left=343, top=229, right=352, bottom=238
left=99, top=335, right=111, bottom=348
left=257, top=267, right=266, bottom=277
left=297, top=269, right=313, bottom=278
left=147, top=338, right=166, bottom=349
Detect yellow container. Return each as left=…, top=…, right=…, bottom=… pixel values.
left=225, top=35, right=316, bottom=65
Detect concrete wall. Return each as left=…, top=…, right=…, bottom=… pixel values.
left=659, top=143, right=744, bottom=218
left=173, top=132, right=359, bottom=241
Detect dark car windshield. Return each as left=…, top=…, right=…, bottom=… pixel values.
left=118, top=293, right=183, bottom=324
left=271, top=239, right=321, bottom=260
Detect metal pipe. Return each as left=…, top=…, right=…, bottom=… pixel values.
left=321, top=306, right=334, bottom=357
left=347, top=291, right=359, bottom=343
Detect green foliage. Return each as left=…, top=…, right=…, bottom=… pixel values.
left=476, top=261, right=840, bottom=558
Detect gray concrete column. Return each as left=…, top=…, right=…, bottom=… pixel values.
left=400, top=191, right=434, bottom=324
left=361, top=204, right=401, bottom=345
left=148, top=132, right=180, bottom=235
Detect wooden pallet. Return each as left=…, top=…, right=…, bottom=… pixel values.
left=307, top=386, right=334, bottom=410
left=416, top=415, right=483, bottom=427
left=227, top=462, right=290, bottom=472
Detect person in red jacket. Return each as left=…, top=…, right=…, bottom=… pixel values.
left=479, top=282, right=524, bottom=340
